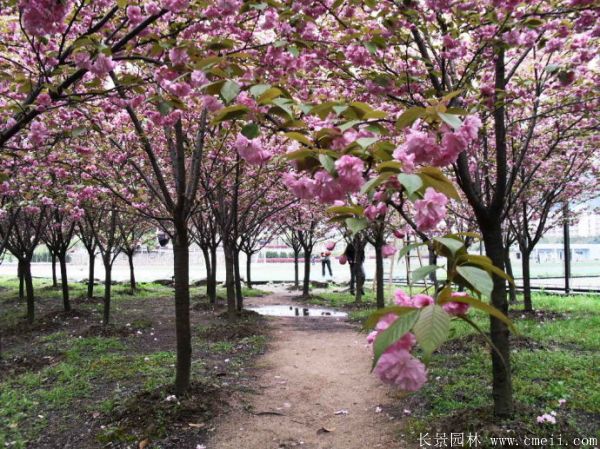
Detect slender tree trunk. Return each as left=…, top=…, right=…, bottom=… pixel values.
left=245, top=251, right=252, bottom=289
left=354, top=243, right=365, bottom=303
left=293, top=250, right=299, bottom=288
left=375, top=244, right=385, bottom=309
left=51, top=251, right=58, bottom=288
left=208, top=246, right=217, bottom=304
left=302, top=249, right=311, bottom=297
left=504, top=247, right=517, bottom=304
left=224, top=241, right=237, bottom=317
left=428, top=247, right=439, bottom=290
left=234, top=249, right=243, bottom=311
left=521, top=247, right=532, bottom=312
left=103, top=259, right=112, bottom=325
left=482, top=224, right=514, bottom=418
left=87, top=249, right=95, bottom=299
left=23, top=260, right=34, bottom=323
left=58, top=253, right=70, bottom=311
left=127, top=252, right=136, bottom=293
left=18, top=260, right=24, bottom=300
left=201, top=246, right=212, bottom=300
left=173, top=221, right=192, bottom=395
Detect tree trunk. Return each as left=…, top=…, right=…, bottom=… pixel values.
left=504, top=247, right=517, bottom=304
left=87, top=249, right=95, bottom=299
left=173, top=222, right=192, bottom=395
left=245, top=251, right=252, bottom=289
left=224, top=241, right=237, bottom=317
left=18, top=260, right=24, bottom=300
left=302, top=249, right=311, bottom=297
left=293, top=250, right=299, bottom=288
left=428, top=247, right=439, bottom=290
left=375, top=244, right=385, bottom=309
left=51, top=251, right=58, bottom=288
left=234, top=249, right=243, bottom=311
left=521, top=247, right=532, bottom=312
left=208, top=246, right=217, bottom=304
left=354, top=243, right=365, bottom=303
left=128, top=252, right=136, bottom=293
left=201, top=246, right=212, bottom=300
left=58, top=253, right=70, bottom=312
left=103, top=259, right=112, bottom=325
left=482, top=224, right=514, bottom=418
left=23, top=260, right=35, bottom=323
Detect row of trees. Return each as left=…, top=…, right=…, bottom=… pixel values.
left=1, top=0, right=597, bottom=418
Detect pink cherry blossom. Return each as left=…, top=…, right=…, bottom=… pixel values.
left=325, top=241, right=336, bottom=250
left=20, top=0, right=70, bottom=36
left=382, top=244, right=397, bottom=258
left=90, top=55, right=116, bottom=76
left=412, top=294, right=434, bottom=308
left=338, top=254, right=347, bottom=265
left=442, top=292, right=471, bottom=315
left=414, top=188, right=448, bottom=231
left=374, top=347, right=427, bottom=391
left=394, top=289, right=413, bottom=307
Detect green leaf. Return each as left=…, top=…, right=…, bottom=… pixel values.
left=456, top=266, right=493, bottom=298
left=413, top=304, right=450, bottom=359
left=241, top=123, right=260, bottom=139
left=395, top=107, right=426, bottom=130
left=459, top=255, right=514, bottom=285
left=372, top=310, right=420, bottom=369
left=257, top=87, right=283, bottom=104
left=398, top=242, right=426, bottom=259
left=398, top=173, right=423, bottom=197
left=319, top=154, right=336, bottom=174
left=220, top=80, right=240, bottom=104
left=433, top=237, right=464, bottom=256
left=356, top=137, right=378, bottom=149
left=249, top=84, right=271, bottom=98
left=419, top=167, right=460, bottom=200
left=439, top=295, right=517, bottom=334
left=284, top=131, right=312, bottom=146
left=339, top=120, right=361, bottom=132
left=345, top=217, right=368, bottom=235
left=364, top=306, right=419, bottom=330
left=212, top=105, right=249, bottom=123
left=327, top=205, right=363, bottom=216
left=376, top=161, right=403, bottom=173
left=360, top=172, right=393, bottom=194
left=438, top=112, right=463, bottom=130
left=412, top=264, right=439, bottom=283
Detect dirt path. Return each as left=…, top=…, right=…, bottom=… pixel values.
left=209, top=290, right=403, bottom=449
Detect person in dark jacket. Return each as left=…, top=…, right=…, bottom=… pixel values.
left=343, top=242, right=364, bottom=295
left=321, top=251, right=332, bottom=277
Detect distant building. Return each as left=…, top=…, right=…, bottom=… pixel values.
left=512, top=244, right=600, bottom=262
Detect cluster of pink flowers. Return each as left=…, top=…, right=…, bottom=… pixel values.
left=394, top=115, right=481, bottom=168
left=536, top=413, right=557, bottom=424
left=29, top=120, right=48, bottom=146
left=414, top=187, right=448, bottom=232
left=364, top=202, right=387, bottom=221
left=368, top=311, right=426, bottom=391
left=368, top=288, right=472, bottom=390
left=163, top=0, right=189, bottom=13
left=394, top=290, right=469, bottom=315
left=89, top=55, right=117, bottom=76
left=20, top=0, right=70, bottom=36
left=233, top=134, right=272, bottom=165
left=284, top=155, right=365, bottom=203
left=381, top=244, right=396, bottom=258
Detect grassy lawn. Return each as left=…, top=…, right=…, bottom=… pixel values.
left=0, top=277, right=268, bottom=448
left=312, top=286, right=600, bottom=447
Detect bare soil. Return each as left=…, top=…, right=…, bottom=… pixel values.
left=209, top=290, right=403, bottom=449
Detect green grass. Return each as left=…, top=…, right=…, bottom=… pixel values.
left=401, top=293, right=600, bottom=445
left=0, top=274, right=270, bottom=448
